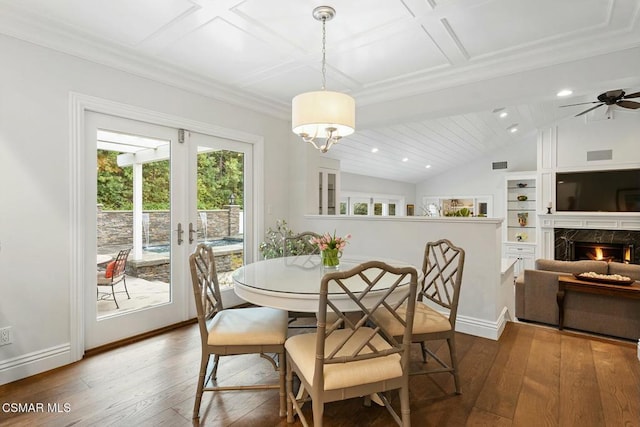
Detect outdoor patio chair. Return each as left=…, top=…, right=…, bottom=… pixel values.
left=285, top=261, right=418, bottom=426
left=96, top=248, right=131, bottom=309
left=189, top=243, right=288, bottom=421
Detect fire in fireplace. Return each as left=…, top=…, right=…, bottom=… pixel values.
left=569, top=241, right=634, bottom=263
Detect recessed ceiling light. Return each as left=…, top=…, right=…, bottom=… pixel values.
left=402, top=157, right=408, bottom=162
left=371, top=147, right=379, bottom=153
left=425, top=165, right=431, bottom=169
left=557, top=89, right=573, bottom=97
left=507, top=124, right=519, bottom=133
left=499, top=111, right=508, bottom=118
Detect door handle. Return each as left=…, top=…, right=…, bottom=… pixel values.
left=177, top=223, right=184, bottom=245
left=189, top=222, right=196, bottom=244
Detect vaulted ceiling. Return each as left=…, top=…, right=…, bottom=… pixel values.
left=1, top=0, right=639, bottom=183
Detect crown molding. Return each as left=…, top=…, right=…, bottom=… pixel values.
left=0, top=4, right=291, bottom=120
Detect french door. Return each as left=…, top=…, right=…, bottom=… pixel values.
left=84, top=112, right=253, bottom=349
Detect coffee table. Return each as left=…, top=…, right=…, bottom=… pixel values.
left=556, top=275, right=640, bottom=330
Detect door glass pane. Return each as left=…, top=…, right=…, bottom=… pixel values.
left=327, top=173, right=336, bottom=215
left=196, top=148, right=245, bottom=289
left=96, top=131, right=171, bottom=318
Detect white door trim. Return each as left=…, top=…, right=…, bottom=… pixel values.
left=69, top=92, right=264, bottom=361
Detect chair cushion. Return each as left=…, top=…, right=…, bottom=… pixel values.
left=104, top=261, right=116, bottom=278
left=208, top=306, right=288, bottom=346
left=285, top=327, right=402, bottom=391
left=372, top=302, right=451, bottom=337
left=96, top=271, right=112, bottom=285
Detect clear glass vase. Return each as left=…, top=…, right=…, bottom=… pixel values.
left=321, top=248, right=340, bottom=269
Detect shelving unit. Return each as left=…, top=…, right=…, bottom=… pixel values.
left=504, top=173, right=537, bottom=276
left=506, top=177, right=536, bottom=243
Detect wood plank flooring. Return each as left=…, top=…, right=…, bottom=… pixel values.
left=0, top=322, right=638, bottom=426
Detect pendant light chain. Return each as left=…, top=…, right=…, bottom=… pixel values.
left=321, top=16, right=327, bottom=91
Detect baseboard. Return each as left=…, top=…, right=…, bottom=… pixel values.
left=456, top=311, right=508, bottom=341
left=0, top=343, right=72, bottom=386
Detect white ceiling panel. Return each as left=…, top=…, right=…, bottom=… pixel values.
left=332, top=25, right=451, bottom=84
left=12, top=0, right=196, bottom=46
left=1, top=0, right=639, bottom=183
left=234, top=0, right=414, bottom=49
left=446, top=0, right=612, bottom=58
left=160, top=16, right=291, bottom=83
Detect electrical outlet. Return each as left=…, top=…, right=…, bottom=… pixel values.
left=0, top=327, right=12, bottom=345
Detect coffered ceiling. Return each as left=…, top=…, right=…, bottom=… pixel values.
left=1, top=0, right=639, bottom=183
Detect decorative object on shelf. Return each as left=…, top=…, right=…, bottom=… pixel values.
left=292, top=6, right=355, bottom=153
left=517, top=212, right=528, bottom=227
left=517, top=195, right=528, bottom=201
left=310, top=231, right=351, bottom=269
left=517, top=183, right=528, bottom=188
left=515, top=232, right=528, bottom=242
left=547, top=201, right=552, bottom=214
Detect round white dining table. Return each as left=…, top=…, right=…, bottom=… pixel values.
left=232, top=255, right=419, bottom=313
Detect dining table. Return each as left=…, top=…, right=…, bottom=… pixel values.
left=232, top=254, right=420, bottom=313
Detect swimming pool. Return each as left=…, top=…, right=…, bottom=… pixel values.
left=144, top=238, right=243, bottom=253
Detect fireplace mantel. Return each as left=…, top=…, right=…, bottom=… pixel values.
left=539, top=213, right=640, bottom=260
left=539, top=213, right=640, bottom=231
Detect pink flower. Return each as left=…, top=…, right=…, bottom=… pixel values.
left=310, top=231, right=351, bottom=252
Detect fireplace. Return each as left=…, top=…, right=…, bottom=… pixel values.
left=569, top=241, right=634, bottom=263
left=554, top=228, right=640, bottom=264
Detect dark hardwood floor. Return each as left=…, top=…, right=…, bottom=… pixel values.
left=1, top=321, right=638, bottom=426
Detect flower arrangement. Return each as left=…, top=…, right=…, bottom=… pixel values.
left=310, top=231, right=351, bottom=268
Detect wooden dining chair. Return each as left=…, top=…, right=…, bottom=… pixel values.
left=372, top=239, right=465, bottom=394
left=189, top=244, right=289, bottom=421
left=283, top=231, right=321, bottom=328
left=285, top=261, right=418, bottom=427
left=96, top=248, right=131, bottom=309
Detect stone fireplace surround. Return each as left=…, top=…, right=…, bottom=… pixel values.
left=539, top=213, right=640, bottom=264
left=553, top=228, right=640, bottom=264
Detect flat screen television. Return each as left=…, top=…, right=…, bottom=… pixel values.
left=556, top=169, right=640, bottom=212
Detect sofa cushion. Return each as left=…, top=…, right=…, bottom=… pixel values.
left=607, top=262, right=640, bottom=281
left=535, top=259, right=608, bottom=274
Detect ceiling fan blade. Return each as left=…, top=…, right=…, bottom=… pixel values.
left=622, top=91, right=640, bottom=99
left=617, top=100, right=640, bottom=109
left=575, top=103, right=604, bottom=117
left=560, top=101, right=599, bottom=107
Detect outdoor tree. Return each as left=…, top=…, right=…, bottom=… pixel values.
left=97, top=149, right=244, bottom=210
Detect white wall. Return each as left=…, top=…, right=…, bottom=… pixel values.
left=341, top=172, right=416, bottom=205
left=416, top=132, right=537, bottom=218
left=298, top=215, right=510, bottom=340
left=0, top=34, right=291, bottom=384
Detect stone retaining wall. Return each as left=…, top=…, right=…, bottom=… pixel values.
left=97, top=205, right=241, bottom=248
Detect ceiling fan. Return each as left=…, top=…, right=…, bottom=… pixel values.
left=560, top=89, right=640, bottom=117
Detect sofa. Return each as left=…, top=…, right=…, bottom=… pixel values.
left=515, top=259, right=640, bottom=340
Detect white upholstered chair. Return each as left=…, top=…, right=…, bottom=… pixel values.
left=372, top=239, right=465, bottom=394
left=189, top=244, right=288, bottom=420
left=285, top=261, right=418, bottom=426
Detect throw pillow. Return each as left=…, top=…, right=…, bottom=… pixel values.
left=105, top=261, right=116, bottom=278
